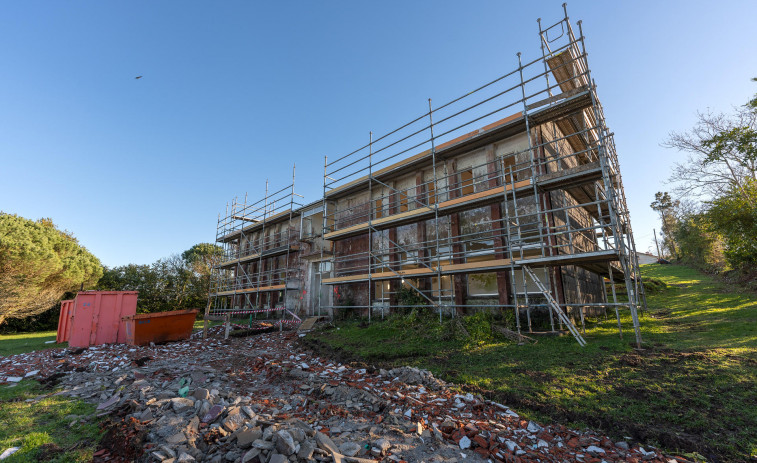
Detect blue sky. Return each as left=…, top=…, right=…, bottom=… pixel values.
left=1, top=1, right=755, bottom=267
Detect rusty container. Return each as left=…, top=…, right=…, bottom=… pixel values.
left=122, top=309, right=199, bottom=346
left=55, top=299, right=75, bottom=343
left=67, top=291, right=138, bottom=348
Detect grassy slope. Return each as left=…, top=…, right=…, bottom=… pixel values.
left=307, top=264, right=757, bottom=462
left=0, top=331, right=66, bottom=356
left=0, top=380, right=101, bottom=462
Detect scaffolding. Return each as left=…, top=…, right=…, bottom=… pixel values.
left=320, top=5, right=645, bottom=346
left=207, top=166, right=305, bottom=327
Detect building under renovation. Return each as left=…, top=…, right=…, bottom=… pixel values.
left=208, top=7, right=645, bottom=346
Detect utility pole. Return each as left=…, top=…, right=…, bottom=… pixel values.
left=653, top=228, right=661, bottom=259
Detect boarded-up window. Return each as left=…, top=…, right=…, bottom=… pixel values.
left=502, top=154, right=516, bottom=183
left=375, top=198, right=384, bottom=219
left=427, top=182, right=436, bottom=205
left=399, top=191, right=409, bottom=212
left=431, top=276, right=452, bottom=298
left=460, top=169, right=474, bottom=196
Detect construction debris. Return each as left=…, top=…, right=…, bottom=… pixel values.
left=0, top=328, right=675, bottom=462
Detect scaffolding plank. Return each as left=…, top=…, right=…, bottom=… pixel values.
left=325, top=113, right=523, bottom=200
left=323, top=180, right=532, bottom=241
left=537, top=161, right=602, bottom=190
left=322, top=258, right=513, bottom=285
left=515, top=249, right=618, bottom=267
left=218, top=209, right=299, bottom=243
left=217, top=244, right=300, bottom=269
left=217, top=253, right=261, bottom=269
left=525, top=86, right=588, bottom=111
left=545, top=49, right=586, bottom=93
left=211, top=284, right=286, bottom=297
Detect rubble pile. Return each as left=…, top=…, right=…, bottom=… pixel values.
left=0, top=327, right=678, bottom=462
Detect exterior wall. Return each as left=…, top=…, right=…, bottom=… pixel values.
left=217, top=115, right=615, bottom=319
left=324, top=129, right=572, bottom=312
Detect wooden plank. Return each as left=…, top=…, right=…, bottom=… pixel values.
left=325, top=113, right=523, bottom=199
left=219, top=209, right=299, bottom=242
left=322, top=258, right=513, bottom=284
left=323, top=223, right=367, bottom=240
left=444, top=258, right=511, bottom=272
left=218, top=253, right=261, bottom=268
left=212, top=284, right=286, bottom=297
left=372, top=206, right=433, bottom=226
left=525, top=86, right=587, bottom=111
left=298, top=316, right=323, bottom=331
left=324, top=180, right=532, bottom=241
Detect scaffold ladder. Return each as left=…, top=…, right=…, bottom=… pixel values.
left=523, top=265, right=586, bottom=346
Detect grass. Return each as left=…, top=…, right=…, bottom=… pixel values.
left=306, top=264, right=757, bottom=462
left=0, top=331, right=66, bottom=357
left=192, top=319, right=223, bottom=330
left=0, top=380, right=102, bottom=462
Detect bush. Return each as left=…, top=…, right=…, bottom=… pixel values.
left=643, top=277, right=668, bottom=294
left=674, top=214, right=725, bottom=271
left=707, top=179, right=757, bottom=270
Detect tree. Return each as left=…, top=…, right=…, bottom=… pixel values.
left=0, top=214, right=102, bottom=326
left=97, top=264, right=162, bottom=313
left=663, top=105, right=756, bottom=199
left=662, top=79, right=757, bottom=270
left=181, top=243, right=224, bottom=308
left=650, top=191, right=679, bottom=258
left=97, top=243, right=223, bottom=313
left=706, top=179, right=757, bottom=269
left=672, top=212, right=724, bottom=270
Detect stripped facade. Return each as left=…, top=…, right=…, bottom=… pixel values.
left=208, top=7, right=645, bottom=345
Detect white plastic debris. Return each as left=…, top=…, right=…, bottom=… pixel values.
left=0, top=447, right=20, bottom=460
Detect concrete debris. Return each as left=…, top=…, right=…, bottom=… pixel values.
left=0, top=325, right=668, bottom=462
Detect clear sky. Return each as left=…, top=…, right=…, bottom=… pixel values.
left=1, top=1, right=755, bottom=267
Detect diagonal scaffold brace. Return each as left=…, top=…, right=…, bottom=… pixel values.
left=523, top=265, right=586, bottom=346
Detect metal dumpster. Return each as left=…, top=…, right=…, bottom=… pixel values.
left=122, top=309, right=198, bottom=346
left=55, top=299, right=75, bottom=343
left=67, top=291, right=138, bottom=348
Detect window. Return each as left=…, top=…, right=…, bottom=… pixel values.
left=511, top=269, right=545, bottom=295
left=460, top=169, right=474, bottom=196
left=319, top=261, right=333, bottom=274
left=468, top=272, right=498, bottom=296
left=460, top=207, right=494, bottom=256
left=374, top=281, right=391, bottom=300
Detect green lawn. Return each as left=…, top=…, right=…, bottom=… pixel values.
left=306, top=264, right=757, bottom=462
left=0, top=380, right=101, bottom=462
left=0, top=331, right=66, bottom=357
